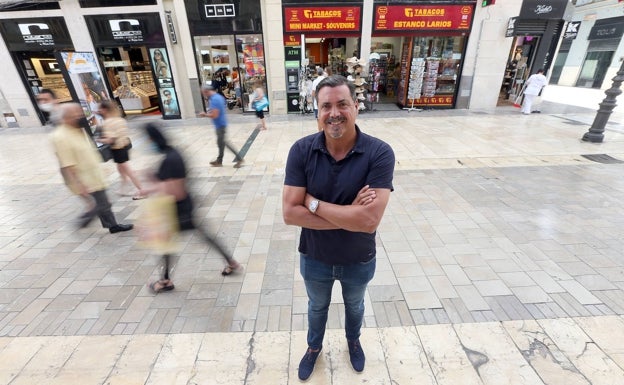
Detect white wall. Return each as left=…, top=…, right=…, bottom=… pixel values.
left=464, top=1, right=522, bottom=110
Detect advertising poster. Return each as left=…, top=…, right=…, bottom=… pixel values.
left=242, top=43, right=265, bottom=77
left=149, top=47, right=180, bottom=119
left=160, top=87, right=180, bottom=116
left=149, top=47, right=172, bottom=87
left=57, top=51, right=110, bottom=133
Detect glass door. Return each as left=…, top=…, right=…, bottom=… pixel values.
left=194, top=34, right=266, bottom=113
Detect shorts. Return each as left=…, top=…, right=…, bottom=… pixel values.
left=235, top=88, right=241, bottom=98
left=112, top=147, right=130, bottom=163
left=255, top=110, right=265, bottom=119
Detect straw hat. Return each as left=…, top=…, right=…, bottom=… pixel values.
left=353, top=78, right=367, bottom=86
left=355, top=86, right=365, bottom=94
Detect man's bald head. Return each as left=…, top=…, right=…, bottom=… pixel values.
left=59, top=103, right=85, bottom=128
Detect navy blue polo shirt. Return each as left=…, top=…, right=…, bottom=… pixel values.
left=284, top=125, right=395, bottom=265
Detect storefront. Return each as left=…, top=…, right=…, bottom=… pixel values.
left=283, top=4, right=364, bottom=112
left=184, top=0, right=265, bottom=114
left=577, top=16, right=624, bottom=89
left=84, top=13, right=179, bottom=119
left=0, top=17, right=74, bottom=124
left=372, top=3, right=474, bottom=109
left=500, top=0, right=571, bottom=101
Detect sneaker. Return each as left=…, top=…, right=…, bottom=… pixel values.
left=233, top=159, right=244, bottom=168
left=298, top=347, right=322, bottom=381
left=348, top=339, right=365, bottom=372
left=210, top=160, right=223, bottom=167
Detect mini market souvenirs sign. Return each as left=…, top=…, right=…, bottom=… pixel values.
left=284, top=6, right=361, bottom=34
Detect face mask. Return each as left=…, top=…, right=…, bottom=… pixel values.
left=38, top=103, right=54, bottom=112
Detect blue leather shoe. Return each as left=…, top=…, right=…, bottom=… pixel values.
left=298, top=346, right=321, bottom=381
left=348, top=339, right=365, bottom=372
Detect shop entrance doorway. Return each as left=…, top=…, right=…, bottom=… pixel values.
left=194, top=34, right=266, bottom=114
left=13, top=51, right=71, bottom=124
left=499, top=36, right=540, bottom=106
left=98, top=46, right=161, bottom=115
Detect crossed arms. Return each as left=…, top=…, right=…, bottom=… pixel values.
left=282, top=185, right=391, bottom=234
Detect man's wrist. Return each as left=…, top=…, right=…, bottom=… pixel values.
left=308, top=199, right=319, bottom=214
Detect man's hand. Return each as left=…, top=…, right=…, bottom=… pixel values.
left=352, top=185, right=376, bottom=206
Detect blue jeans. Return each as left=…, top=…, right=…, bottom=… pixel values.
left=300, top=254, right=376, bottom=349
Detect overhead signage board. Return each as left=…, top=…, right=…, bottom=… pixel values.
left=0, top=17, right=72, bottom=51
left=84, top=13, right=165, bottom=46
left=374, top=5, right=473, bottom=32
left=283, top=6, right=361, bottom=33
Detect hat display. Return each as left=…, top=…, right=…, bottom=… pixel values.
left=355, top=86, right=365, bottom=94
left=357, top=94, right=366, bottom=101
left=346, top=56, right=359, bottom=65
left=353, top=78, right=367, bottom=86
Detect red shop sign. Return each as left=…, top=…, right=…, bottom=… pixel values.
left=374, top=5, right=473, bottom=31
left=284, top=6, right=361, bottom=33
left=284, top=35, right=301, bottom=47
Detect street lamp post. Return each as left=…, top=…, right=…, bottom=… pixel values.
left=582, top=57, right=624, bottom=143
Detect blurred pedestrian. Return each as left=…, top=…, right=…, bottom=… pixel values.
left=282, top=75, right=395, bottom=380
left=50, top=103, right=133, bottom=233
left=36, top=88, right=60, bottom=125
left=199, top=85, right=244, bottom=168
left=521, top=68, right=547, bottom=115
left=142, top=123, right=243, bottom=293
left=311, top=67, right=326, bottom=131
left=249, top=80, right=268, bottom=130
left=97, top=100, right=146, bottom=200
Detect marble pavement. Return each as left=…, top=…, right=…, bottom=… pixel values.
left=1, top=105, right=624, bottom=384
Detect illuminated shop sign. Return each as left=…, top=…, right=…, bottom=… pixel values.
left=374, top=5, right=473, bottom=31
left=284, top=6, right=361, bottom=33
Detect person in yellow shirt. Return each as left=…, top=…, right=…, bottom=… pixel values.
left=50, top=103, right=133, bottom=233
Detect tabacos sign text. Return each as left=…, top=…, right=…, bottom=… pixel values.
left=284, top=7, right=361, bottom=33
left=374, top=5, right=473, bottom=31
left=19, top=23, right=54, bottom=46
left=109, top=19, right=144, bottom=43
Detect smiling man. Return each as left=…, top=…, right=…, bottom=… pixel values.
left=282, top=75, right=395, bottom=381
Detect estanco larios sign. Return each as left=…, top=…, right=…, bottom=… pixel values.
left=284, top=6, right=361, bottom=33
left=374, top=5, right=473, bottom=31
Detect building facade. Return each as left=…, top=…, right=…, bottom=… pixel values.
left=0, top=0, right=574, bottom=128
left=550, top=0, right=624, bottom=89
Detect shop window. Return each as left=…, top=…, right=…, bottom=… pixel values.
left=398, top=35, right=465, bottom=107
left=193, top=33, right=266, bottom=112
left=576, top=51, right=613, bottom=89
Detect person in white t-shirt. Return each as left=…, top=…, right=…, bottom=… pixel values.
left=521, top=69, right=548, bottom=115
